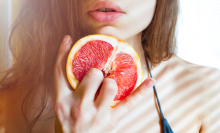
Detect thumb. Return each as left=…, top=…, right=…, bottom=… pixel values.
left=54, top=35, right=73, bottom=101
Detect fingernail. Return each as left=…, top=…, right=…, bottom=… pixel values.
left=62, top=35, right=71, bottom=44
left=145, top=78, right=156, bottom=88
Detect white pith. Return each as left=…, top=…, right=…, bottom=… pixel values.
left=67, top=35, right=143, bottom=107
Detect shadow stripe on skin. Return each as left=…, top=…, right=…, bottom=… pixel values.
left=117, top=62, right=210, bottom=132
left=139, top=81, right=205, bottom=132
left=176, top=74, right=220, bottom=132
left=165, top=70, right=220, bottom=129
left=158, top=67, right=214, bottom=104
left=117, top=65, right=193, bottom=132
left=145, top=75, right=220, bottom=132
left=115, top=55, right=220, bottom=132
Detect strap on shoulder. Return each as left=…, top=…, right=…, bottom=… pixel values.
left=145, top=54, right=174, bottom=133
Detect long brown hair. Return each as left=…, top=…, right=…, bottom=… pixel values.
left=0, top=0, right=179, bottom=132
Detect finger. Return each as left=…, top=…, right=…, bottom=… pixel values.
left=95, top=78, right=118, bottom=110
left=54, top=35, right=73, bottom=101
left=75, top=68, right=104, bottom=106
left=55, top=101, right=74, bottom=133
left=112, top=78, right=156, bottom=120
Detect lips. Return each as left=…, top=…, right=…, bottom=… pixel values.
left=88, top=1, right=124, bottom=23
left=88, top=1, right=124, bottom=13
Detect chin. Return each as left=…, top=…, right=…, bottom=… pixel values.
left=96, top=26, right=123, bottom=39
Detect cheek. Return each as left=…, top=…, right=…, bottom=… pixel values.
left=138, top=1, right=156, bottom=26
left=122, top=0, right=157, bottom=35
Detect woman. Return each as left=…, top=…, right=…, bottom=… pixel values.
left=0, top=0, right=220, bottom=132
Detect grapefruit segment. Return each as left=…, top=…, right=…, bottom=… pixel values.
left=66, top=34, right=143, bottom=107
left=72, top=40, right=114, bottom=83
left=110, top=52, right=137, bottom=101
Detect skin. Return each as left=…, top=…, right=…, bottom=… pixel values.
left=85, top=0, right=157, bottom=79
left=0, top=0, right=220, bottom=133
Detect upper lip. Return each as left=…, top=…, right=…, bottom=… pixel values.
left=88, top=1, right=124, bottom=13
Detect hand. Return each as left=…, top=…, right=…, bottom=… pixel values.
left=53, top=35, right=156, bottom=133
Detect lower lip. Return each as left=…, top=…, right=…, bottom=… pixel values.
left=88, top=11, right=123, bottom=23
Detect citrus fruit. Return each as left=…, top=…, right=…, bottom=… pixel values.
left=66, top=34, right=143, bottom=107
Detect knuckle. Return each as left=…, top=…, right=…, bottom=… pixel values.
left=54, top=65, right=61, bottom=78
left=60, top=43, right=71, bottom=52
left=72, top=106, right=84, bottom=123
left=104, top=87, right=117, bottom=95
left=54, top=102, right=60, bottom=113
left=106, top=119, right=117, bottom=131
left=93, top=114, right=108, bottom=126
left=59, top=43, right=71, bottom=53
left=87, top=68, right=103, bottom=78
left=76, top=113, right=87, bottom=123
left=72, top=103, right=96, bottom=124
left=54, top=102, right=64, bottom=116
left=74, top=111, right=92, bottom=124
left=103, top=78, right=118, bottom=95
left=138, top=88, right=147, bottom=96
left=71, top=101, right=82, bottom=118
left=104, top=78, right=117, bottom=85
left=124, top=98, right=134, bottom=111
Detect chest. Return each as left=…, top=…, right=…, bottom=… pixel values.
left=115, top=83, right=202, bottom=133
left=113, top=59, right=203, bottom=133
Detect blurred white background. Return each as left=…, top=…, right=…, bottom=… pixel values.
left=0, top=0, right=12, bottom=79
left=0, top=0, right=21, bottom=79
left=177, top=0, right=220, bottom=69
left=0, top=0, right=220, bottom=79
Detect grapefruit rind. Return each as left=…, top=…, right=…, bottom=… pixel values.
left=66, top=34, right=143, bottom=107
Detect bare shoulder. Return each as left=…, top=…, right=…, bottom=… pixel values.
left=169, top=54, right=220, bottom=76
left=153, top=54, right=220, bottom=88
left=169, top=55, right=220, bottom=100
left=168, top=55, right=220, bottom=132
left=170, top=54, right=220, bottom=87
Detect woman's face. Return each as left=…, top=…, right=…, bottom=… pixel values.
left=85, top=0, right=157, bottom=41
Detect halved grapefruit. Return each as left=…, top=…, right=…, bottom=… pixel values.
left=66, top=34, right=143, bottom=107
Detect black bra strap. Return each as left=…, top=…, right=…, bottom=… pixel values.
left=145, top=56, right=174, bottom=133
